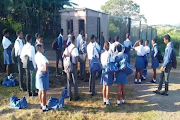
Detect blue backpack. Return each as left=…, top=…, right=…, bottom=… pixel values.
left=2, top=78, right=18, bottom=87
left=48, top=97, right=65, bottom=109
left=62, top=87, right=69, bottom=98
left=9, top=96, right=28, bottom=109
left=119, top=59, right=133, bottom=76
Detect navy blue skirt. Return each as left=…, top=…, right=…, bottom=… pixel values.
left=4, top=48, right=12, bottom=65
left=36, top=70, right=49, bottom=90
left=151, top=58, right=159, bottom=69
left=135, top=56, right=145, bottom=69
left=100, top=72, right=113, bottom=86
left=115, top=71, right=128, bottom=84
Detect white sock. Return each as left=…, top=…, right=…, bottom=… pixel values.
left=8, top=76, right=10, bottom=79
left=41, top=103, right=43, bottom=107
left=139, top=79, right=141, bottom=83
left=117, top=100, right=121, bottom=104
left=42, top=105, right=47, bottom=110
left=106, top=99, right=109, bottom=104
left=135, top=79, right=137, bottom=82
left=122, top=99, right=125, bottom=103
left=103, top=98, right=106, bottom=103
left=153, top=79, right=156, bottom=82
left=114, top=78, right=116, bottom=81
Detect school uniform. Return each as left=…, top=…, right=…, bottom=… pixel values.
left=79, top=39, right=87, bottom=80
left=151, top=43, right=159, bottom=69
left=87, top=42, right=99, bottom=95
left=100, top=50, right=114, bottom=86
left=134, top=45, right=146, bottom=69
left=76, top=34, right=82, bottom=50
left=56, top=34, right=64, bottom=74
left=14, top=37, right=24, bottom=89
left=21, top=42, right=37, bottom=93
left=63, top=43, right=79, bottom=98
left=66, top=34, right=71, bottom=46
left=158, top=42, right=174, bottom=91
left=35, top=52, right=49, bottom=90
left=115, top=53, right=128, bottom=84
left=2, top=36, right=13, bottom=65
left=123, top=39, right=132, bottom=63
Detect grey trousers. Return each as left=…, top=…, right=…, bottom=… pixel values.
left=158, top=63, right=172, bottom=91
left=56, top=50, right=64, bottom=73
left=66, top=65, right=78, bottom=98
left=17, top=56, right=23, bottom=89
left=26, top=69, right=33, bottom=92
left=79, top=53, right=87, bottom=79
left=89, top=71, right=96, bottom=94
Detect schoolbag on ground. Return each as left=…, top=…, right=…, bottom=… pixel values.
left=63, top=47, right=75, bottom=73
left=157, top=50, right=163, bottom=63
left=172, top=49, right=177, bottom=69
left=2, top=78, right=18, bottom=87
left=119, top=59, right=133, bottom=76
left=52, top=38, right=58, bottom=50
left=62, top=87, right=69, bottom=98
left=9, top=96, right=28, bottom=109
left=48, top=97, right=65, bottom=109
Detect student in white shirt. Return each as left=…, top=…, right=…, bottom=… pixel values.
left=142, top=40, right=150, bottom=80
left=124, top=33, right=133, bottom=63
left=63, top=36, right=79, bottom=101
left=2, top=29, right=13, bottom=79
left=35, top=44, right=49, bottom=112
left=101, top=41, right=114, bottom=106
left=76, top=30, right=83, bottom=50
left=94, top=37, right=101, bottom=54
left=14, top=30, right=25, bottom=91
left=67, top=29, right=73, bottom=46
left=21, top=34, right=37, bottom=96
left=34, top=33, right=39, bottom=46
left=87, top=35, right=99, bottom=96
left=132, top=39, right=146, bottom=84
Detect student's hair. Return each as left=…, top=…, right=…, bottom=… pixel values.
left=152, top=38, right=156, bottom=43
left=35, top=33, right=39, bottom=39
left=79, top=30, right=83, bottom=34
left=115, top=36, right=119, bottom=41
left=146, top=40, right=149, bottom=44
left=36, top=44, right=43, bottom=51
left=104, top=41, right=109, bottom=51
left=164, top=34, right=171, bottom=41
left=117, top=44, right=122, bottom=52
left=38, top=34, right=43, bottom=39
left=25, top=34, right=32, bottom=42
left=71, top=36, right=75, bottom=43
left=139, top=39, right=143, bottom=44
left=60, top=29, right=63, bottom=34
left=16, top=30, right=22, bottom=36
left=126, top=33, right=130, bottom=39
left=82, top=34, right=85, bottom=38
left=2, top=29, right=9, bottom=36
left=107, top=36, right=111, bottom=42
left=90, top=35, right=95, bottom=41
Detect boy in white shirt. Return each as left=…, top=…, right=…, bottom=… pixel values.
left=2, top=29, right=13, bottom=79
left=76, top=30, right=83, bottom=50
left=63, top=36, right=79, bottom=101
left=14, top=30, right=25, bottom=91
left=21, top=34, right=37, bottom=96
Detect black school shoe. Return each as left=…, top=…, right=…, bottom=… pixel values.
left=104, top=102, right=106, bottom=105
left=153, top=90, right=161, bottom=94
left=32, top=91, right=38, bottom=96
left=106, top=103, right=111, bottom=106
left=161, top=91, right=168, bottom=96
left=75, top=96, right=80, bottom=101
left=150, top=80, right=156, bottom=83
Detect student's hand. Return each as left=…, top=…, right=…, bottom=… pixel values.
left=160, top=67, right=164, bottom=72
left=34, top=68, right=37, bottom=71
left=154, top=57, right=157, bottom=59
left=41, top=70, right=46, bottom=74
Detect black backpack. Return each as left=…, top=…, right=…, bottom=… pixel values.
left=172, top=49, right=177, bottom=69
left=157, top=50, right=163, bottom=63
left=52, top=38, right=58, bottom=50
left=11, top=40, right=20, bottom=64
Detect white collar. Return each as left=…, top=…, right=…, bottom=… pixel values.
left=26, top=42, right=31, bottom=45
left=166, top=42, right=171, bottom=47
left=59, top=34, right=63, bottom=37
left=126, top=39, right=130, bottom=41
left=153, top=43, right=157, bottom=47
left=17, top=37, right=22, bottom=41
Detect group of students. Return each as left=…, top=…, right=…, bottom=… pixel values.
left=2, top=29, right=49, bottom=111
left=2, top=27, right=174, bottom=111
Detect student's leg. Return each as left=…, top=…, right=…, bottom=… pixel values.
left=72, top=66, right=79, bottom=98
left=83, top=53, right=87, bottom=79
left=60, top=51, right=64, bottom=72
left=89, top=72, right=92, bottom=92
left=153, top=69, right=157, bottom=80
left=67, top=72, right=72, bottom=99
left=26, top=69, right=31, bottom=95
left=42, top=90, right=47, bottom=106
left=103, top=85, right=106, bottom=100
left=38, top=90, right=42, bottom=105
left=139, top=69, right=142, bottom=79
left=117, top=84, right=121, bottom=101
left=158, top=71, right=164, bottom=91
left=106, top=86, right=110, bottom=100
left=31, top=70, right=37, bottom=95
left=121, top=84, right=126, bottom=100
left=91, top=71, right=96, bottom=95
left=7, top=65, right=11, bottom=76
left=55, top=50, right=60, bottom=74
left=135, top=68, right=138, bottom=79
left=17, top=56, right=23, bottom=89
left=164, top=63, right=172, bottom=93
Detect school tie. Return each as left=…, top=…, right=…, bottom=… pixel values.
left=81, top=41, right=86, bottom=53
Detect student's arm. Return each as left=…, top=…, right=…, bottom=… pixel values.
left=154, top=46, right=158, bottom=58
left=31, top=47, right=36, bottom=70
left=132, top=40, right=139, bottom=50
left=41, top=63, right=48, bottom=73
left=75, top=48, right=79, bottom=69
left=75, top=56, right=78, bottom=69
left=162, top=47, right=173, bottom=68
left=57, top=36, right=62, bottom=50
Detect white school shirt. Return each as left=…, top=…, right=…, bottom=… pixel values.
left=135, top=45, right=146, bottom=56
left=144, top=46, right=150, bottom=54
left=2, top=36, right=12, bottom=49
left=20, top=42, right=36, bottom=69
left=63, top=43, right=79, bottom=64
left=101, top=50, right=113, bottom=66
left=14, top=37, right=24, bottom=56
left=66, top=34, right=71, bottom=45
left=76, top=34, right=82, bottom=49
left=35, top=52, right=49, bottom=73
left=87, top=42, right=99, bottom=60
left=93, top=42, right=101, bottom=51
